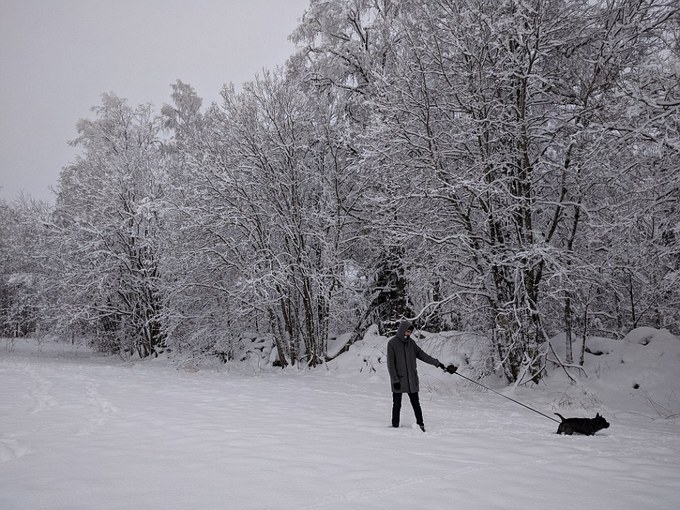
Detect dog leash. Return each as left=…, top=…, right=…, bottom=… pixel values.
left=454, top=372, right=561, bottom=423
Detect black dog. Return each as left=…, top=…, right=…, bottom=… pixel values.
left=555, top=413, right=610, bottom=435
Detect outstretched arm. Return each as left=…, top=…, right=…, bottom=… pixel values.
left=415, top=344, right=441, bottom=368
left=415, top=345, right=457, bottom=373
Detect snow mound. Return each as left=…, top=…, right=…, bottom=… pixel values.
left=327, top=325, right=386, bottom=374
left=549, top=327, right=680, bottom=419
left=330, top=325, right=680, bottom=421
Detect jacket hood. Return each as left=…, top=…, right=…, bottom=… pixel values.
left=396, top=320, right=414, bottom=340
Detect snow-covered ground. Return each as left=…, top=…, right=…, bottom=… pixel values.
left=1, top=327, right=679, bottom=510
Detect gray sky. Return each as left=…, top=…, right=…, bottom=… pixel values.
left=0, top=0, right=309, bottom=202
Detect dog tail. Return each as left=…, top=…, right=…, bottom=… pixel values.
left=554, top=413, right=566, bottom=422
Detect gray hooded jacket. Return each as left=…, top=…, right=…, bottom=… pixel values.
left=387, top=320, right=441, bottom=393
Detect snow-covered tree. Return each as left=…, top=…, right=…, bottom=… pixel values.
left=161, top=71, right=365, bottom=366
left=0, top=197, right=51, bottom=337
left=290, top=0, right=418, bottom=337
left=345, top=0, right=679, bottom=380
left=7, top=0, right=675, bottom=379
left=52, top=94, right=167, bottom=357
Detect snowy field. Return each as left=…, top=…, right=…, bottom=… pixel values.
left=1, top=328, right=679, bottom=510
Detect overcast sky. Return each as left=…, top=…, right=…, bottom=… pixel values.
left=0, top=0, right=309, bottom=202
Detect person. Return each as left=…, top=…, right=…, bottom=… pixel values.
left=386, top=319, right=457, bottom=432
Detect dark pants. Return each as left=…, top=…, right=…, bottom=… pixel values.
left=392, top=392, right=424, bottom=427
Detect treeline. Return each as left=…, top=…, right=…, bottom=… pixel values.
left=1, top=0, right=678, bottom=381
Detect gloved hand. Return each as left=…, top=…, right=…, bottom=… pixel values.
left=445, top=364, right=458, bottom=374
left=438, top=362, right=446, bottom=370
left=393, top=381, right=401, bottom=391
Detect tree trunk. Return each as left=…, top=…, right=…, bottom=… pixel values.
left=564, top=292, right=573, bottom=364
